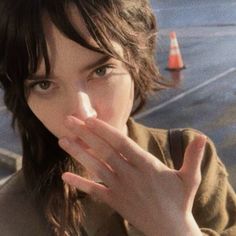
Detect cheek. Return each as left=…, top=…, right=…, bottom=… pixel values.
left=92, top=76, right=134, bottom=124
left=27, top=98, right=67, bottom=138
left=28, top=97, right=54, bottom=123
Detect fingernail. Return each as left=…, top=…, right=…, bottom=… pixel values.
left=59, top=138, right=70, bottom=148
left=61, top=174, right=71, bottom=185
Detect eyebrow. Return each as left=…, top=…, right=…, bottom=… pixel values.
left=27, top=54, right=112, bottom=81
left=80, top=54, right=112, bottom=73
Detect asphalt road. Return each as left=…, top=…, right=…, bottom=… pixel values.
left=0, top=1, right=236, bottom=190
left=151, top=0, right=236, bottom=28
left=135, top=0, right=236, bottom=189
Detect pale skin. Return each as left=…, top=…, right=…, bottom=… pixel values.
left=25, top=6, right=206, bottom=236
left=59, top=117, right=206, bottom=236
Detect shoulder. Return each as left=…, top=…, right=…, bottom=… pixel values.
left=152, top=126, right=226, bottom=173
left=0, top=170, right=27, bottom=208
left=0, top=171, right=35, bottom=234
left=129, top=119, right=224, bottom=171
left=0, top=170, right=51, bottom=236
left=147, top=125, right=229, bottom=185
left=128, top=118, right=205, bottom=147
left=180, top=128, right=227, bottom=175
left=127, top=118, right=169, bottom=146
left=0, top=170, right=25, bottom=193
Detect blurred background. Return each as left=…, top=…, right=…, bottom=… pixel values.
left=1, top=0, right=236, bottom=190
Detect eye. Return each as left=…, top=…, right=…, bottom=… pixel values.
left=26, top=80, right=56, bottom=95
left=92, top=65, right=114, bottom=79
left=35, top=81, right=51, bottom=90
left=95, top=67, right=107, bottom=76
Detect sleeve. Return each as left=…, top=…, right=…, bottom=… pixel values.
left=183, top=129, right=236, bottom=236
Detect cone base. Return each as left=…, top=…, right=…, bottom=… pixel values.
left=165, top=65, right=186, bottom=71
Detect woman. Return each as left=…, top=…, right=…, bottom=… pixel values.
left=0, top=0, right=236, bottom=235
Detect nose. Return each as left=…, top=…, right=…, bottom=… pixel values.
left=69, top=91, right=97, bottom=121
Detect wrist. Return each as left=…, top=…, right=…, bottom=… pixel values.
left=177, top=213, right=202, bottom=236
left=145, top=213, right=202, bottom=236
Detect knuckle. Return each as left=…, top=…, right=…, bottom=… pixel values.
left=70, top=143, right=81, bottom=157
left=191, top=173, right=202, bottom=188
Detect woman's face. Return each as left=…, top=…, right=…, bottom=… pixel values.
left=25, top=9, right=134, bottom=140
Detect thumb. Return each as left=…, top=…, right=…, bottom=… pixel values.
left=180, top=135, right=207, bottom=188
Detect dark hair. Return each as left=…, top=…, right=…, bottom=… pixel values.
left=0, top=0, right=169, bottom=235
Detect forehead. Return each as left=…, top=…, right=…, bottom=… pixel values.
left=37, top=4, right=124, bottom=75
left=43, top=3, right=97, bottom=47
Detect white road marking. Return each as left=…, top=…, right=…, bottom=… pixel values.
left=0, top=147, right=22, bottom=171
left=0, top=175, right=12, bottom=186
left=134, top=67, right=236, bottom=120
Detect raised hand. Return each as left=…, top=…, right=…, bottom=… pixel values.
left=58, top=116, right=206, bottom=236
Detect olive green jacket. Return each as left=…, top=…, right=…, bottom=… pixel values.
left=0, top=119, right=236, bottom=235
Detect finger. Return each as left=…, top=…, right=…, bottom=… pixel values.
left=180, top=135, right=207, bottom=188
left=62, top=172, right=110, bottom=202
left=85, top=117, right=152, bottom=167
left=64, top=116, right=130, bottom=171
left=59, top=137, right=115, bottom=187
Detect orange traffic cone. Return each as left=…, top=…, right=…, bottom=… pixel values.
left=166, top=31, right=185, bottom=71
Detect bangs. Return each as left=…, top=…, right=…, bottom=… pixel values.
left=29, top=0, right=106, bottom=78
left=41, top=0, right=124, bottom=74
left=1, top=0, right=122, bottom=83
